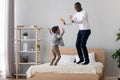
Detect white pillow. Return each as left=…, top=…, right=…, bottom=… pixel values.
left=74, top=55, right=80, bottom=62
left=89, top=52, right=96, bottom=63
left=58, top=55, right=75, bottom=64
left=74, top=52, right=96, bottom=63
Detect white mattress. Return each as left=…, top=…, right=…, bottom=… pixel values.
left=26, top=62, right=103, bottom=78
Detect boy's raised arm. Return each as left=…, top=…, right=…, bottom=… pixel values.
left=48, top=27, right=52, bottom=35
left=56, top=28, right=65, bottom=39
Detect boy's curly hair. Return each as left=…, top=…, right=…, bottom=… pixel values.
left=52, top=26, right=59, bottom=33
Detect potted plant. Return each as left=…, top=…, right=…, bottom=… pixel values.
left=112, top=49, right=120, bottom=68
left=23, top=32, right=28, bottom=39
left=37, top=44, right=40, bottom=51
left=112, top=30, right=120, bottom=79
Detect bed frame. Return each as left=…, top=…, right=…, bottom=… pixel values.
left=27, top=48, right=105, bottom=80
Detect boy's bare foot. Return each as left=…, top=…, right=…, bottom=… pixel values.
left=50, top=63, right=53, bottom=66
left=54, top=63, right=57, bottom=66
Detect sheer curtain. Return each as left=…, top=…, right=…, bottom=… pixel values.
left=0, top=0, right=6, bottom=76
left=0, top=0, right=14, bottom=77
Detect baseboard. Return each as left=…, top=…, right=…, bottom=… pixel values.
left=105, top=77, right=117, bottom=80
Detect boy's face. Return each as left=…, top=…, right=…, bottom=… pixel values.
left=56, top=28, right=60, bottom=33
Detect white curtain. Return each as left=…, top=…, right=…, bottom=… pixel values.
left=0, top=0, right=6, bottom=76
left=0, top=0, right=14, bottom=77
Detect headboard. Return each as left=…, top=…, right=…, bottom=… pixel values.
left=58, top=48, right=105, bottom=64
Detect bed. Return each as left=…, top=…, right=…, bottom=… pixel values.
left=26, top=48, right=105, bottom=80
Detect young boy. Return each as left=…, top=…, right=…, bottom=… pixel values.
left=48, top=26, right=65, bottom=66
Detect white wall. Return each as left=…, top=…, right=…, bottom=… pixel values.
left=15, top=0, right=120, bottom=77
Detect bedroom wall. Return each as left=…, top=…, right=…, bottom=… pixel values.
left=15, top=0, right=120, bottom=77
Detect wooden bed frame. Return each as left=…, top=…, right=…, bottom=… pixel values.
left=27, top=48, right=105, bottom=80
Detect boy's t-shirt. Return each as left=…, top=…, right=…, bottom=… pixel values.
left=50, top=32, right=64, bottom=46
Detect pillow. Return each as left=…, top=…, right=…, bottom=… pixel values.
left=58, top=55, right=75, bottom=64
left=74, top=55, right=80, bottom=62
left=74, top=52, right=96, bottom=63
left=89, top=52, right=96, bottom=63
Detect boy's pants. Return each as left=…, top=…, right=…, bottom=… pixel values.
left=51, top=45, right=61, bottom=65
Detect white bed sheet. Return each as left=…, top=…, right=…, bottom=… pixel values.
left=26, top=62, right=103, bottom=78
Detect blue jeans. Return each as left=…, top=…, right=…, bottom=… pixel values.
left=76, top=30, right=91, bottom=63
